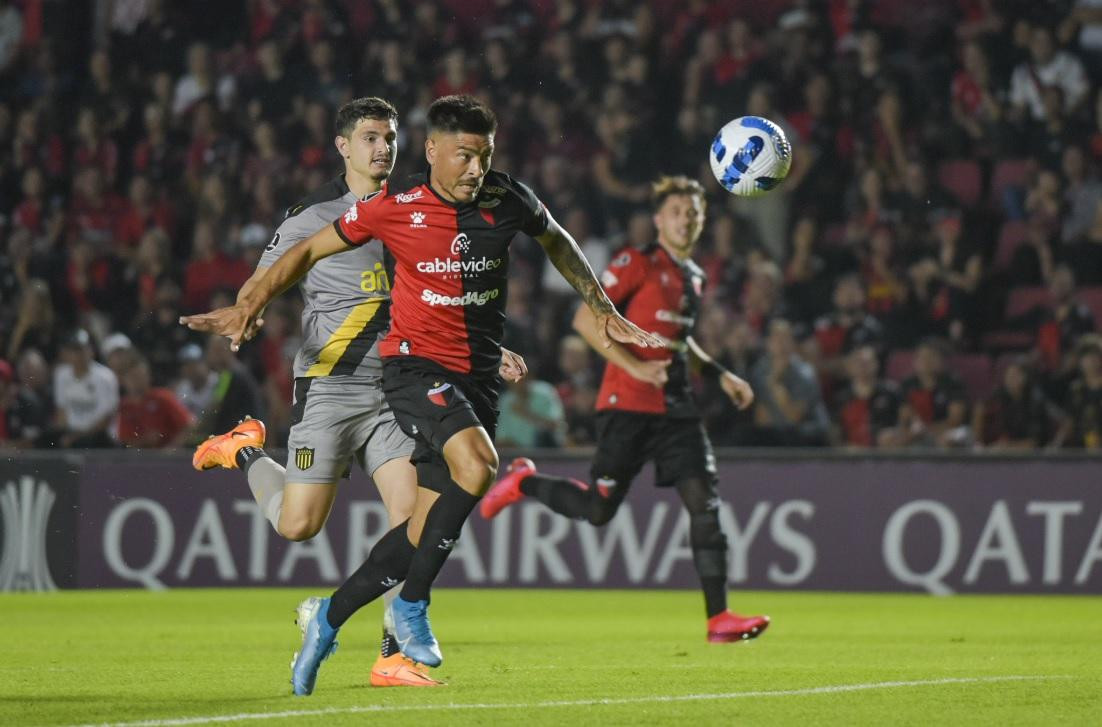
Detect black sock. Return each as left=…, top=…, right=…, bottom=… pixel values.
left=399, top=482, right=480, bottom=603
left=327, top=521, right=414, bottom=628
left=701, top=577, right=728, bottom=618
left=235, top=445, right=267, bottom=471
left=519, top=473, right=591, bottom=519
left=381, top=629, right=400, bottom=657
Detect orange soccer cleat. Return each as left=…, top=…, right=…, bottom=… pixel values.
left=192, top=417, right=267, bottom=471
left=707, top=610, right=770, bottom=643
left=369, top=653, right=445, bottom=687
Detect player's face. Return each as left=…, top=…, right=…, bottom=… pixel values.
left=338, top=117, right=397, bottom=182
left=653, top=193, right=704, bottom=259
left=426, top=131, right=494, bottom=203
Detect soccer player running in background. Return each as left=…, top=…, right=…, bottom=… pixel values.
left=481, top=176, right=771, bottom=644
left=184, top=97, right=526, bottom=690
left=181, top=94, right=660, bottom=693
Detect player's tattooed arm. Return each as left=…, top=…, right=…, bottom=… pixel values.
left=181, top=226, right=351, bottom=351
left=537, top=215, right=663, bottom=350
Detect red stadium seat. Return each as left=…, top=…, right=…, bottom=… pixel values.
left=1005, top=286, right=1048, bottom=319
left=994, top=220, right=1030, bottom=269
left=988, top=159, right=1031, bottom=209
left=948, top=353, right=993, bottom=401
left=938, top=159, right=983, bottom=208
left=885, top=350, right=914, bottom=382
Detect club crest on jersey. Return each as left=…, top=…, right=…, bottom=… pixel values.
left=395, top=189, right=424, bottom=204
left=427, top=382, right=452, bottom=407
left=295, top=447, right=315, bottom=470
left=399, top=340, right=411, bottom=355
left=410, top=211, right=427, bottom=228
left=450, top=233, right=471, bottom=255
left=343, top=205, right=358, bottom=224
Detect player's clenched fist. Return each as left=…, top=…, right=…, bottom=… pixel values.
left=720, top=371, right=754, bottom=410
left=179, top=305, right=264, bottom=352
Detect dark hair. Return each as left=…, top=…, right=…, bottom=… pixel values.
left=335, top=97, right=398, bottom=137
left=427, top=94, right=497, bottom=136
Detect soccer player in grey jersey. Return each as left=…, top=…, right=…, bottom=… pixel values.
left=187, top=97, right=526, bottom=689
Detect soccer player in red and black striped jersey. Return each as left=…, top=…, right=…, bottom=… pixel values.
left=184, top=95, right=661, bottom=680
left=482, top=176, right=771, bottom=644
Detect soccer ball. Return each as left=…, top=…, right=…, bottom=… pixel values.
left=709, top=116, right=792, bottom=198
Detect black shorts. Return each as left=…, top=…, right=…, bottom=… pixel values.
left=382, top=356, right=501, bottom=492
left=591, top=411, right=717, bottom=489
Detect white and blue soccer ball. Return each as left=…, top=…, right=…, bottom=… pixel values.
left=709, top=116, right=792, bottom=198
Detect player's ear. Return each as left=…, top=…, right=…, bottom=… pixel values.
left=425, top=135, right=436, bottom=165
left=334, top=135, right=349, bottom=159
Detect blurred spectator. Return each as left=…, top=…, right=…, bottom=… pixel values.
left=131, top=277, right=195, bottom=385
left=897, top=339, right=971, bottom=448
left=201, top=335, right=264, bottom=437
left=555, top=335, right=599, bottom=447
left=1056, top=335, right=1102, bottom=448
left=0, top=357, right=47, bottom=449
left=49, top=329, right=118, bottom=448
left=1009, top=264, right=1095, bottom=375
left=6, top=278, right=56, bottom=361
left=116, top=355, right=194, bottom=449
left=974, top=359, right=1058, bottom=449
left=810, top=274, right=884, bottom=386
left=832, top=344, right=901, bottom=448
left=1009, top=24, right=1089, bottom=121
left=101, top=332, right=136, bottom=381
left=747, top=319, right=829, bottom=446
left=173, top=342, right=217, bottom=421
left=182, top=220, right=250, bottom=313
left=497, top=377, right=566, bottom=448
left=0, top=0, right=21, bottom=75
left=1061, top=145, right=1102, bottom=245
left=16, top=348, right=52, bottom=410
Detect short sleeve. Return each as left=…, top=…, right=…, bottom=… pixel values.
left=514, top=180, right=549, bottom=237
left=333, top=192, right=383, bottom=247
left=599, top=247, right=648, bottom=307
left=259, top=210, right=318, bottom=268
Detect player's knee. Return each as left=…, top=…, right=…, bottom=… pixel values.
left=450, top=452, right=498, bottom=495
left=279, top=517, right=323, bottom=542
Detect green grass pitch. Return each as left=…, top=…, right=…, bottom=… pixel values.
left=3, top=589, right=1100, bottom=726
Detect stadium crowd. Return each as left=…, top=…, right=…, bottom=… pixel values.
left=1, top=0, right=1101, bottom=451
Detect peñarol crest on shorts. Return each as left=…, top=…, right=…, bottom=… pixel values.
left=295, top=447, right=315, bottom=470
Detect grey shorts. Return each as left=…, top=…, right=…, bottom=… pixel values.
left=285, top=376, right=415, bottom=485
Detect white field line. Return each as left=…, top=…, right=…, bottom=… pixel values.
left=72, top=675, right=1069, bottom=727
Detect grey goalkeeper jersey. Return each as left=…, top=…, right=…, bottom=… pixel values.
left=260, top=175, right=390, bottom=380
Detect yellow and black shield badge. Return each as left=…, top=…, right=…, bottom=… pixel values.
left=295, top=447, right=314, bottom=470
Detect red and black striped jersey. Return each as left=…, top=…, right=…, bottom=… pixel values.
left=596, top=243, right=705, bottom=416
left=334, top=170, right=548, bottom=377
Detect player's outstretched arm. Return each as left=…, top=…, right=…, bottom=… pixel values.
left=536, top=215, right=663, bottom=350
left=180, top=226, right=351, bottom=351
left=572, top=305, right=669, bottom=388
left=687, top=335, right=754, bottom=410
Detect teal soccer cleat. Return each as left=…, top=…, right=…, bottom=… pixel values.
left=290, top=597, right=339, bottom=696
left=389, top=596, right=443, bottom=667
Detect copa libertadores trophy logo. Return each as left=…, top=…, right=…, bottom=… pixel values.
left=0, top=475, right=58, bottom=591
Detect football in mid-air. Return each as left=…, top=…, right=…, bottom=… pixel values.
left=709, top=116, right=792, bottom=198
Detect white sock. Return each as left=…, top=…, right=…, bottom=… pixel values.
left=246, top=456, right=286, bottom=532
left=382, top=586, right=398, bottom=634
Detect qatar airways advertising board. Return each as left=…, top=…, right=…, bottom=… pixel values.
left=2, top=455, right=1101, bottom=594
